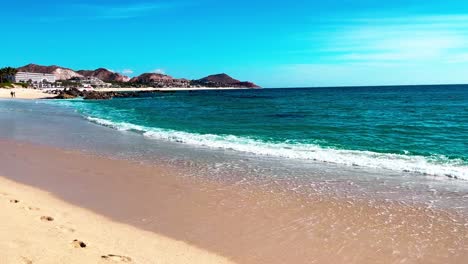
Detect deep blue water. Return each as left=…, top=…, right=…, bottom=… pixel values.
left=49, top=85, right=468, bottom=179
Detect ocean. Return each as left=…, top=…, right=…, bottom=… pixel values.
left=48, top=85, right=468, bottom=180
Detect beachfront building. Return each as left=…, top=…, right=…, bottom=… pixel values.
left=13, top=72, right=56, bottom=83
left=9, top=72, right=57, bottom=89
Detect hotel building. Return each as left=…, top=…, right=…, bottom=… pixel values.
left=13, top=72, right=56, bottom=83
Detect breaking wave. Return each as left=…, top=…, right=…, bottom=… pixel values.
left=86, top=116, right=468, bottom=180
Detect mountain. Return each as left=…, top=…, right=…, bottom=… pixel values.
left=195, top=73, right=260, bottom=88
left=17, top=64, right=83, bottom=80
left=77, top=68, right=130, bottom=83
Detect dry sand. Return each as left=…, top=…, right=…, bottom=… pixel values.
left=0, top=176, right=233, bottom=264
left=0, top=88, right=50, bottom=99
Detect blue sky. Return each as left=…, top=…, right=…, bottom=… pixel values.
left=3, top=0, right=468, bottom=87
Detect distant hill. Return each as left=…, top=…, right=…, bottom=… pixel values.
left=77, top=68, right=130, bottom=82
left=195, top=73, right=260, bottom=88
left=129, top=73, right=174, bottom=83
left=16, top=64, right=260, bottom=88
left=199, top=73, right=240, bottom=84
left=17, top=64, right=83, bottom=80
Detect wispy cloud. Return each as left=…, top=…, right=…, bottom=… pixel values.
left=300, top=14, right=468, bottom=65
left=78, top=2, right=179, bottom=20
left=152, top=69, right=166, bottom=74
left=76, top=1, right=183, bottom=19
left=121, top=69, right=134, bottom=75
left=34, top=1, right=187, bottom=22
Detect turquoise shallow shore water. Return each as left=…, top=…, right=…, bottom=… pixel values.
left=48, top=86, right=468, bottom=179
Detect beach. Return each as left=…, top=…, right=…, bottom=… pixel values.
left=0, top=88, right=50, bottom=99
left=0, top=87, right=249, bottom=100
left=0, top=139, right=466, bottom=264
left=0, top=159, right=232, bottom=264
left=0, top=88, right=467, bottom=263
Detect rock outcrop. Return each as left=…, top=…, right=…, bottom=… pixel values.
left=77, top=68, right=130, bottom=83
left=51, top=88, right=146, bottom=100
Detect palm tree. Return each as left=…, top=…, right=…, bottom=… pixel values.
left=0, top=68, right=5, bottom=83
left=0, top=67, right=17, bottom=83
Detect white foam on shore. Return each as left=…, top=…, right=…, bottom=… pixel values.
left=86, top=116, right=468, bottom=180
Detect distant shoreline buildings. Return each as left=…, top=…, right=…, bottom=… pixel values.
left=11, top=72, right=56, bottom=84
left=8, top=72, right=112, bottom=89
left=6, top=64, right=260, bottom=89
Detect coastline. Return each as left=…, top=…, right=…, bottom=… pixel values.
left=0, top=87, right=251, bottom=100
left=94, top=87, right=252, bottom=92
left=0, top=139, right=466, bottom=264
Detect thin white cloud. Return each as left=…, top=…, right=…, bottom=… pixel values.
left=317, top=15, right=468, bottom=65
left=86, top=3, right=171, bottom=19
left=152, top=69, right=166, bottom=74
left=39, top=2, right=188, bottom=21
left=121, top=69, right=134, bottom=75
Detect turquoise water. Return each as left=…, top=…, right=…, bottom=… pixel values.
left=49, top=86, right=468, bottom=179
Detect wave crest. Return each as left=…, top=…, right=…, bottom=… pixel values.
left=86, top=116, right=468, bottom=180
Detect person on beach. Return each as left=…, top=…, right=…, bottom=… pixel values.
left=10, top=91, right=15, bottom=98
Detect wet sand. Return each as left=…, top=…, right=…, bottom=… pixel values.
left=0, top=139, right=466, bottom=263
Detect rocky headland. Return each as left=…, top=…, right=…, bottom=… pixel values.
left=51, top=88, right=168, bottom=100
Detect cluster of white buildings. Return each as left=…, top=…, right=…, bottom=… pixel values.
left=73, top=76, right=112, bottom=88
left=8, top=72, right=112, bottom=89
left=9, top=72, right=57, bottom=88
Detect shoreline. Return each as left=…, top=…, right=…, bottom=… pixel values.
left=94, top=87, right=252, bottom=92
left=0, top=87, right=252, bottom=100
left=0, top=139, right=466, bottom=263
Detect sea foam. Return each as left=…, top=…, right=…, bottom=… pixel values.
left=86, top=116, right=468, bottom=180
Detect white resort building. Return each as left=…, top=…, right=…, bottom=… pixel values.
left=13, top=72, right=56, bottom=84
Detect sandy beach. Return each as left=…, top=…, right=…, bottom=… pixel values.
left=0, top=139, right=466, bottom=264
left=0, top=142, right=233, bottom=264
left=0, top=88, right=50, bottom=99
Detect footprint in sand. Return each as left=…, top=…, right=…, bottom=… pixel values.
left=40, top=216, right=54, bottom=222
left=71, top=239, right=87, bottom=248
left=101, top=254, right=132, bottom=262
